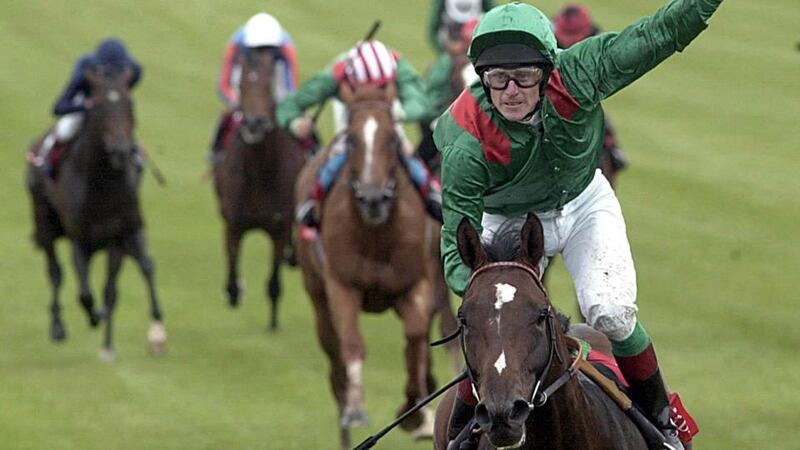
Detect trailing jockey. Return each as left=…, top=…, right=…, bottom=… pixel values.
left=35, top=38, right=142, bottom=178
left=276, top=39, right=443, bottom=234
left=209, top=12, right=300, bottom=163
left=428, top=0, right=494, bottom=54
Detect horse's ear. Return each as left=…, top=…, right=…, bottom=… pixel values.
left=517, top=213, right=544, bottom=268
left=338, top=82, right=356, bottom=107
left=457, top=217, right=488, bottom=270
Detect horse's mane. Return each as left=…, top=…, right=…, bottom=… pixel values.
left=483, top=219, right=572, bottom=332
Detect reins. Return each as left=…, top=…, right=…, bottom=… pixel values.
left=353, top=261, right=578, bottom=449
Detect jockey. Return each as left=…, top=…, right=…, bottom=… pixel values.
left=419, top=18, right=479, bottom=170
left=276, top=39, right=442, bottom=231
left=428, top=0, right=494, bottom=54
left=552, top=3, right=629, bottom=177
left=434, top=1, right=722, bottom=449
left=37, top=38, right=142, bottom=178
left=209, top=12, right=299, bottom=160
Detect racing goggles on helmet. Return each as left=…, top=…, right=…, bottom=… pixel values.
left=481, top=66, right=544, bottom=90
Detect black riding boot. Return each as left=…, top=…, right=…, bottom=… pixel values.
left=630, top=369, right=684, bottom=450
left=447, top=397, right=479, bottom=450
left=424, top=189, right=443, bottom=223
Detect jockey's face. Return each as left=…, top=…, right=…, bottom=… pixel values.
left=489, top=77, right=540, bottom=122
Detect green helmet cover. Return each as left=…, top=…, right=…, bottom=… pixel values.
left=468, top=2, right=558, bottom=67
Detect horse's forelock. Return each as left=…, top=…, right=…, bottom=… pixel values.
left=485, top=220, right=524, bottom=262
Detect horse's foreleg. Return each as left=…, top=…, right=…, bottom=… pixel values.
left=266, top=233, right=287, bottom=331
left=44, top=243, right=66, bottom=341
left=325, top=276, right=369, bottom=430
left=394, top=279, right=436, bottom=438
left=127, top=230, right=166, bottom=355
left=71, top=243, right=99, bottom=327
left=225, top=225, right=243, bottom=307
left=100, top=247, right=124, bottom=361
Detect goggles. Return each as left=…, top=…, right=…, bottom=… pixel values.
left=481, top=66, right=544, bottom=90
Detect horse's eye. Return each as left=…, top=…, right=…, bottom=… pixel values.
left=536, top=308, right=550, bottom=325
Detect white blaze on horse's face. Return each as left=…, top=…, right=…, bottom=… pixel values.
left=107, top=90, right=121, bottom=103
left=361, top=116, right=379, bottom=183
left=494, top=283, right=517, bottom=310
left=495, top=350, right=507, bottom=375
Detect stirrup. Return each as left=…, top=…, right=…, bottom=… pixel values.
left=295, top=199, right=319, bottom=227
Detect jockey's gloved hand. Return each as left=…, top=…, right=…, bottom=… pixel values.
left=391, top=102, right=407, bottom=122
left=290, top=116, right=314, bottom=140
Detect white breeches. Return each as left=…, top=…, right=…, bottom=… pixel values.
left=481, top=169, right=638, bottom=341
left=54, top=113, right=84, bottom=142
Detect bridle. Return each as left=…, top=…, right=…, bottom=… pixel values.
left=434, top=261, right=580, bottom=412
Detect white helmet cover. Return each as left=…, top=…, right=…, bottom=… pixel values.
left=243, top=12, right=282, bottom=47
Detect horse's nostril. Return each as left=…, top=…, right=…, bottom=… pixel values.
left=474, top=402, right=491, bottom=428
left=510, top=399, right=531, bottom=423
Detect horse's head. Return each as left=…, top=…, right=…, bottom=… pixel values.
left=456, top=214, right=562, bottom=449
left=238, top=47, right=277, bottom=144
left=84, top=67, right=135, bottom=170
left=339, top=83, right=402, bottom=226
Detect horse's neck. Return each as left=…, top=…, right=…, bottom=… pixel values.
left=525, top=380, right=599, bottom=449
left=72, top=112, right=106, bottom=166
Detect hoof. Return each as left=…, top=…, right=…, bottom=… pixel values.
left=99, top=348, right=115, bottom=362
left=397, top=401, right=424, bottom=432
left=227, top=281, right=243, bottom=308
left=341, top=409, right=370, bottom=429
left=50, top=322, right=67, bottom=342
left=148, top=321, right=167, bottom=355
left=410, top=406, right=435, bottom=440
left=88, top=311, right=102, bottom=328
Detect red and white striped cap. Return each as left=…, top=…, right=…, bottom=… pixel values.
left=344, top=40, right=398, bottom=87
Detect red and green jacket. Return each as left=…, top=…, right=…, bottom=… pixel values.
left=434, top=0, right=724, bottom=296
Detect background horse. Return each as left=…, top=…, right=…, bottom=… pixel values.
left=295, top=84, right=438, bottom=448
left=213, top=47, right=304, bottom=330
left=26, top=68, right=166, bottom=361
left=433, top=215, right=647, bottom=450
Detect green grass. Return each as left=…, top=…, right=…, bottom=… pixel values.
left=1, top=1, right=799, bottom=449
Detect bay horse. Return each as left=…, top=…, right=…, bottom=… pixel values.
left=295, top=83, right=438, bottom=448
left=433, top=215, right=648, bottom=450
left=213, top=47, right=304, bottom=330
left=26, top=67, right=166, bottom=361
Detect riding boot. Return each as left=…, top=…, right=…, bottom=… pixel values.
left=446, top=397, right=479, bottom=450
left=629, top=369, right=684, bottom=450
left=208, top=110, right=233, bottom=164
left=424, top=188, right=443, bottom=223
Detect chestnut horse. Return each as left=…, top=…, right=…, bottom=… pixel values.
left=295, top=84, right=437, bottom=448
left=433, top=215, right=648, bottom=450
left=213, top=47, right=304, bottom=330
left=26, top=68, right=166, bottom=360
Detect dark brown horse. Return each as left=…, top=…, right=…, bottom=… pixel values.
left=433, top=215, right=647, bottom=450
left=213, top=47, right=304, bottom=330
left=26, top=68, right=165, bottom=361
left=296, top=84, right=438, bottom=448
